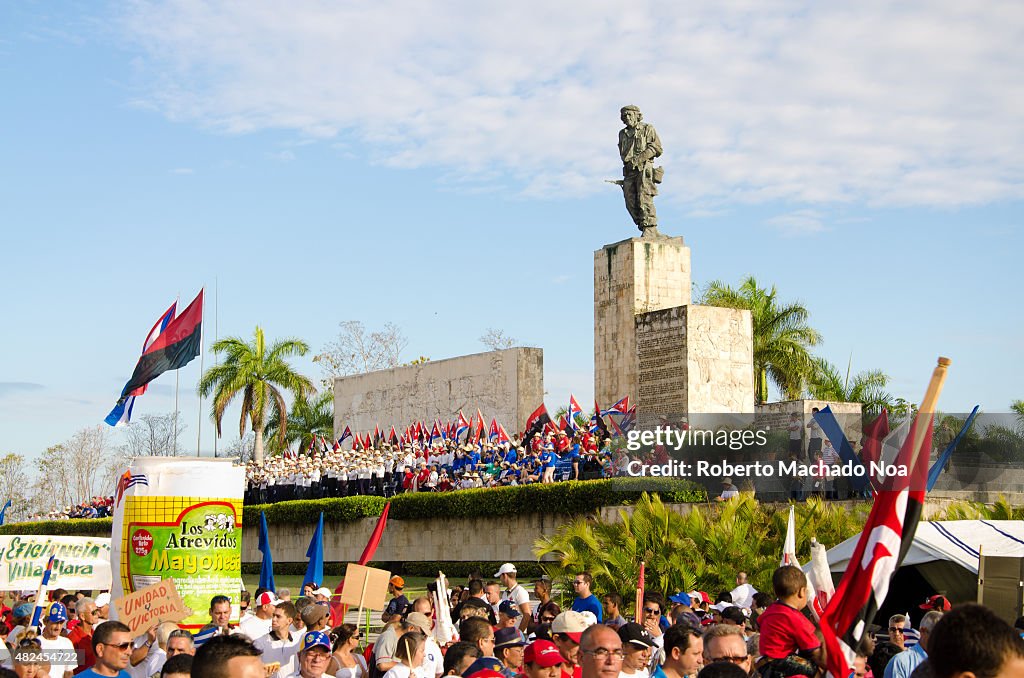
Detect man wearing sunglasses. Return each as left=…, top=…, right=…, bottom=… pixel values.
left=702, top=625, right=751, bottom=675
left=79, top=621, right=133, bottom=678
left=570, top=575, right=603, bottom=624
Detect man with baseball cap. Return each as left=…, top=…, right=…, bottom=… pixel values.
left=919, top=595, right=951, bottom=613
left=40, top=602, right=75, bottom=678
left=494, top=629, right=528, bottom=676
left=495, top=564, right=531, bottom=632
left=618, top=623, right=656, bottom=678
left=383, top=576, right=409, bottom=623
left=498, top=601, right=522, bottom=629
left=406, top=612, right=443, bottom=678
left=238, top=590, right=282, bottom=639
left=523, top=640, right=567, bottom=678
left=288, top=631, right=333, bottom=678
left=551, top=611, right=592, bottom=678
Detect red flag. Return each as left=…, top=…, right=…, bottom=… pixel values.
left=364, top=433, right=373, bottom=449
left=635, top=562, right=645, bottom=623
left=819, top=362, right=947, bottom=678
left=861, top=410, right=891, bottom=493
left=332, top=502, right=391, bottom=625
left=525, top=403, right=551, bottom=433
left=389, top=425, right=399, bottom=445
left=557, top=414, right=568, bottom=431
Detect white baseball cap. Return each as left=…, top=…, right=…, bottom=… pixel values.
left=95, top=593, right=111, bottom=608
left=493, top=563, right=517, bottom=577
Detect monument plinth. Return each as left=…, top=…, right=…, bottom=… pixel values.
left=593, top=236, right=691, bottom=410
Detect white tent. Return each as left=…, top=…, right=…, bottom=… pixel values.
left=824, top=520, right=1024, bottom=603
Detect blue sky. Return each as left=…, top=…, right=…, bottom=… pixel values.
left=1, top=1, right=1022, bottom=462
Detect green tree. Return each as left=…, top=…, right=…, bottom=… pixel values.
left=534, top=493, right=865, bottom=611
left=806, top=357, right=894, bottom=416
left=199, top=326, right=315, bottom=465
left=1012, top=400, right=1024, bottom=432
left=265, top=391, right=334, bottom=456
left=701, top=276, right=822, bottom=403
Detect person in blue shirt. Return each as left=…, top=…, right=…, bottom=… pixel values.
left=540, top=446, right=557, bottom=484
left=77, top=620, right=134, bottom=677
left=566, top=443, right=582, bottom=480
left=570, top=572, right=604, bottom=622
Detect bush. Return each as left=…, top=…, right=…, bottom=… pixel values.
left=0, top=517, right=112, bottom=536
left=240, top=560, right=549, bottom=579
left=2, top=479, right=707, bottom=533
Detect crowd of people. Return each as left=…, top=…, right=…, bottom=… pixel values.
left=243, top=430, right=619, bottom=505
left=3, top=563, right=1023, bottom=678
left=24, top=497, right=114, bottom=522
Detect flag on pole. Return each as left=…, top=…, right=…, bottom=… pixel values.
left=0, top=499, right=11, bottom=526
left=304, top=512, right=325, bottom=587
left=927, top=405, right=979, bottom=491
left=780, top=506, right=820, bottom=620
left=813, top=406, right=869, bottom=491
left=634, top=562, right=645, bottom=623
left=495, top=423, right=511, bottom=445
left=339, top=426, right=352, bottom=445
left=807, top=539, right=834, bottom=619
left=567, top=395, right=584, bottom=431
left=111, top=291, right=203, bottom=407
left=488, top=418, right=499, bottom=441
left=30, top=556, right=57, bottom=627
left=258, top=511, right=276, bottom=592
left=860, top=411, right=891, bottom=493
left=455, top=411, right=471, bottom=441
left=819, top=359, right=948, bottom=678
left=601, top=396, right=630, bottom=417
left=524, top=403, right=552, bottom=439
left=105, top=301, right=177, bottom=426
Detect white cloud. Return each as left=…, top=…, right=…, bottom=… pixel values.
left=116, top=1, right=1024, bottom=207
left=765, top=209, right=826, bottom=236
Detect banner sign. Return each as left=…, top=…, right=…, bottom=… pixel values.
left=114, top=578, right=191, bottom=635
left=338, top=563, right=391, bottom=611
left=0, top=536, right=112, bottom=591
left=111, top=458, right=244, bottom=630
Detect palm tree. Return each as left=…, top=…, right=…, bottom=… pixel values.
left=265, top=391, right=334, bottom=457
left=701, top=276, right=822, bottom=403
left=198, top=326, right=315, bottom=464
left=806, top=357, right=894, bottom=416
left=1012, top=400, right=1024, bottom=432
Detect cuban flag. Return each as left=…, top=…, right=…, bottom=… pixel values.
left=454, top=411, right=471, bottom=441
left=567, top=395, right=584, bottom=431
left=488, top=418, right=499, bottom=441
left=105, top=302, right=177, bottom=426
left=601, top=396, right=630, bottom=417
left=495, top=423, right=511, bottom=445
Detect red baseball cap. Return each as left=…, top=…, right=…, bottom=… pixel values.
left=920, top=595, right=951, bottom=611
left=524, top=640, right=567, bottom=668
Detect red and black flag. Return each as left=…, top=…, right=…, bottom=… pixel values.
left=114, top=290, right=203, bottom=403
left=820, top=360, right=948, bottom=678
left=523, top=403, right=552, bottom=440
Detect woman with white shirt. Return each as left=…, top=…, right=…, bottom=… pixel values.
left=382, top=631, right=425, bottom=678
left=327, top=624, right=367, bottom=678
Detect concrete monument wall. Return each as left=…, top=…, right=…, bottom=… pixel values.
left=635, top=305, right=755, bottom=420
left=594, top=237, right=691, bottom=409
left=756, top=399, right=863, bottom=454
left=333, top=347, right=543, bottom=436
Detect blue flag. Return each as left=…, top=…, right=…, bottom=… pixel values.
left=813, top=406, right=869, bottom=491
left=304, top=512, right=325, bottom=587
left=0, top=499, right=12, bottom=526
left=258, top=511, right=276, bottom=592
left=927, top=405, right=980, bottom=492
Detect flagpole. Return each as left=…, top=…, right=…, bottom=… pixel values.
left=197, top=286, right=206, bottom=456
left=173, top=291, right=181, bottom=455
left=214, top=277, right=219, bottom=458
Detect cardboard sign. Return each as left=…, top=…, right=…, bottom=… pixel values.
left=114, top=578, right=192, bottom=635
left=338, top=563, right=391, bottom=610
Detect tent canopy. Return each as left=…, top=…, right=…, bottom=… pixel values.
left=827, top=520, right=1024, bottom=574
left=824, top=520, right=1024, bottom=607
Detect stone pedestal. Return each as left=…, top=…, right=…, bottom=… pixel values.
left=635, top=305, right=755, bottom=420
left=594, top=237, right=691, bottom=410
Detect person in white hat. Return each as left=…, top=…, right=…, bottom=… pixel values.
left=494, top=564, right=531, bottom=633
left=237, top=590, right=283, bottom=640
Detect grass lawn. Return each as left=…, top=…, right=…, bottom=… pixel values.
left=240, top=574, right=438, bottom=600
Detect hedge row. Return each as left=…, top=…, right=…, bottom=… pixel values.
left=1, top=479, right=707, bottom=536
left=0, top=517, right=113, bottom=536
left=242, top=478, right=707, bottom=526
left=240, top=561, right=548, bottom=580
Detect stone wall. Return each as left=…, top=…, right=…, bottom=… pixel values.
left=755, top=400, right=863, bottom=455
left=240, top=494, right=1008, bottom=564
left=594, top=237, right=691, bottom=409
left=635, top=305, right=755, bottom=420
left=333, top=348, right=543, bottom=436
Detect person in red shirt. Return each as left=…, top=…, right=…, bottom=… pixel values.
left=756, top=566, right=824, bottom=671
left=68, top=597, right=101, bottom=674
